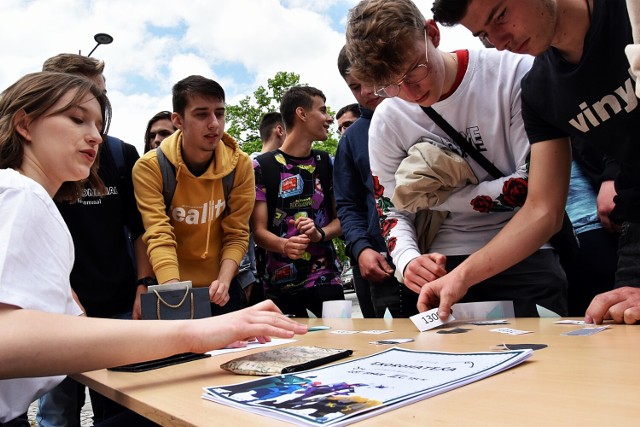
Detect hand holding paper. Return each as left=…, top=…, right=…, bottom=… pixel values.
left=410, top=308, right=456, bottom=332
left=416, top=272, right=470, bottom=321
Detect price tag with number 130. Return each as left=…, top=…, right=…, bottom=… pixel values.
left=410, top=308, right=455, bottom=332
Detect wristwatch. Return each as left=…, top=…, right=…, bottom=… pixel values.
left=136, top=276, right=158, bottom=288
left=315, top=225, right=326, bottom=242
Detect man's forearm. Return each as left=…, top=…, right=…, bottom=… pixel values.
left=217, top=259, right=239, bottom=285
left=320, top=217, right=341, bottom=241
left=450, top=201, right=564, bottom=289
left=134, top=236, right=154, bottom=280
left=254, top=228, right=287, bottom=254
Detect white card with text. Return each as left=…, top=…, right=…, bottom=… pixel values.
left=410, top=308, right=455, bottom=332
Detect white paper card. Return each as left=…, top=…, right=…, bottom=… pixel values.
left=554, top=320, right=586, bottom=325
left=469, top=319, right=509, bottom=325
left=451, top=301, right=515, bottom=320
left=410, top=308, right=455, bottom=332
left=490, top=328, right=533, bottom=335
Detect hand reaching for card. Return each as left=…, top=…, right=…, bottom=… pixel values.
left=416, top=272, right=470, bottom=321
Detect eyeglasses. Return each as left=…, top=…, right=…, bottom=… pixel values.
left=338, top=120, right=356, bottom=134
left=374, top=29, right=430, bottom=98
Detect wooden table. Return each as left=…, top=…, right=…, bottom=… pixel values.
left=74, top=318, right=639, bottom=426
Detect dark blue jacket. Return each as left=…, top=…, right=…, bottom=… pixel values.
left=333, top=106, right=388, bottom=263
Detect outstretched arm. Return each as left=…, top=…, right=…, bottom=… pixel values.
left=0, top=300, right=307, bottom=379
left=417, top=138, right=571, bottom=318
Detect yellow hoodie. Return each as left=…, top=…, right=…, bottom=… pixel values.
left=133, top=130, right=255, bottom=287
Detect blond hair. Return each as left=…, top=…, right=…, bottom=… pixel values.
left=345, top=0, right=425, bottom=85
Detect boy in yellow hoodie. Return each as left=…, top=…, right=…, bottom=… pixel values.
left=133, top=75, right=255, bottom=314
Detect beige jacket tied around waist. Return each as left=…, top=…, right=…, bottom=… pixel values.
left=626, top=0, right=640, bottom=97
left=392, top=141, right=478, bottom=252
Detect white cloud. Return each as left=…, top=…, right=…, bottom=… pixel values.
left=0, top=0, right=481, bottom=154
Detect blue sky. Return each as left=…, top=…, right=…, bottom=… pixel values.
left=1, top=0, right=481, bottom=154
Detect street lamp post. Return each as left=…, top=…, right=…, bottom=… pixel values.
left=86, top=33, right=114, bottom=57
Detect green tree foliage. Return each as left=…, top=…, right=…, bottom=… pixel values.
left=226, top=71, right=339, bottom=156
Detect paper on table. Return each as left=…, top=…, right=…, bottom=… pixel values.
left=203, top=347, right=533, bottom=427
left=410, top=308, right=455, bottom=332
left=206, top=338, right=296, bottom=357
left=451, top=301, right=515, bottom=320
left=536, top=305, right=561, bottom=318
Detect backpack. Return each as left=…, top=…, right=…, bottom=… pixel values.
left=253, top=149, right=336, bottom=284
left=254, top=149, right=334, bottom=230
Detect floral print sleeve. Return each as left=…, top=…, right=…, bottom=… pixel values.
left=372, top=173, right=421, bottom=276
left=434, top=154, right=530, bottom=214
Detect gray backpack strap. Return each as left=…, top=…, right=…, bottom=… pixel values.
left=222, top=169, right=235, bottom=216
left=155, top=147, right=176, bottom=215
left=223, top=167, right=255, bottom=287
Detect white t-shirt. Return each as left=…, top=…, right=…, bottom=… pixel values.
left=369, top=49, right=548, bottom=278
left=0, top=169, right=82, bottom=422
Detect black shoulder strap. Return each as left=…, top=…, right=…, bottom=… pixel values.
left=421, top=106, right=505, bottom=179
left=255, top=150, right=280, bottom=230
left=155, top=147, right=176, bottom=214
left=311, top=149, right=335, bottom=220
left=105, top=135, right=127, bottom=183
left=221, top=169, right=235, bottom=217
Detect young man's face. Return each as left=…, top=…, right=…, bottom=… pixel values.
left=148, top=118, right=175, bottom=150
left=460, top=0, right=557, bottom=56
left=380, top=24, right=447, bottom=107
left=344, top=73, right=383, bottom=112
left=173, top=95, right=225, bottom=155
left=337, top=110, right=358, bottom=135
left=303, top=96, right=333, bottom=141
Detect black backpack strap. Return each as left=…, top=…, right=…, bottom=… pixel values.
left=104, top=136, right=135, bottom=267
left=221, top=169, right=235, bottom=217
left=311, top=149, right=335, bottom=220
left=105, top=135, right=127, bottom=182
left=421, top=106, right=505, bottom=179
left=155, top=147, right=176, bottom=215
left=254, top=151, right=280, bottom=231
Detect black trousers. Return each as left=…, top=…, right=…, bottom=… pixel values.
left=451, top=249, right=568, bottom=317
left=353, top=264, right=419, bottom=318
left=210, top=277, right=248, bottom=316
left=271, top=285, right=345, bottom=317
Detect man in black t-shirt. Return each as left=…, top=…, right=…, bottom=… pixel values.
left=423, top=0, right=640, bottom=324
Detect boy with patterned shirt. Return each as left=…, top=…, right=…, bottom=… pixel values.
left=252, top=86, right=344, bottom=317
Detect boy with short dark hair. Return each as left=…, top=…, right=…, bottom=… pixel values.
left=251, top=86, right=344, bottom=317
left=133, top=75, right=254, bottom=315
